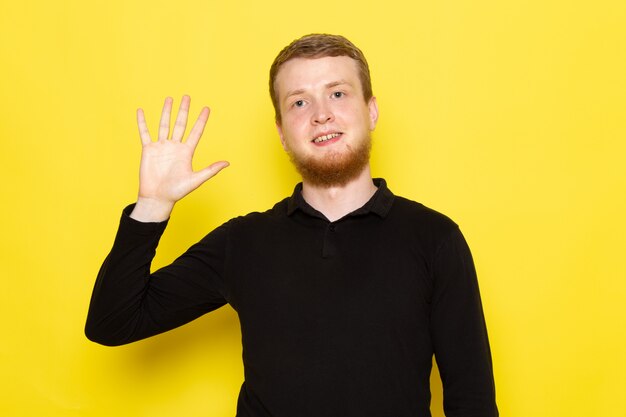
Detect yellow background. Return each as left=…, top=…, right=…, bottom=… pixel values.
left=1, top=0, right=625, bottom=416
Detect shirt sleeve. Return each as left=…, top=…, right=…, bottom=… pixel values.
left=430, top=226, right=499, bottom=417
left=85, top=204, right=229, bottom=346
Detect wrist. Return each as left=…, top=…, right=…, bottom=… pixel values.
left=130, top=197, right=175, bottom=222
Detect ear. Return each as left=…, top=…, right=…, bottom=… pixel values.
left=276, top=121, right=288, bottom=151
left=368, top=96, right=379, bottom=130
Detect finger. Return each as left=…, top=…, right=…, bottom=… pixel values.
left=158, top=97, right=173, bottom=141
left=186, top=106, right=211, bottom=149
left=136, top=108, right=152, bottom=145
left=190, top=161, right=230, bottom=190
left=171, top=95, right=190, bottom=142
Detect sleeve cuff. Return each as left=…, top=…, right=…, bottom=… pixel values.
left=119, top=203, right=169, bottom=236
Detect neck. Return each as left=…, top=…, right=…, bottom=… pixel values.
left=301, top=165, right=377, bottom=222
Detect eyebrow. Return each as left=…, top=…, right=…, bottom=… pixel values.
left=283, top=80, right=352, bottom=102
left=325, top=80, right=350, bottom=89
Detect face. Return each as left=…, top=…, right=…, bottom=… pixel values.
left=274, top=56, right=379, bottom=187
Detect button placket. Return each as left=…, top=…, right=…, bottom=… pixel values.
left=322, top=222, right=338, bottom=258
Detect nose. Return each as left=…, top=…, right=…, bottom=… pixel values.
left=312, top=102, right=334, bottom=125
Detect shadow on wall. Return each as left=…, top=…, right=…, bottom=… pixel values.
left=122, top=305, right=243, bottom=379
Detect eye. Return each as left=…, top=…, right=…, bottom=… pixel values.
left=332, top=91, right=344, bottom=98
left=293, top=100, right=305, bottom=108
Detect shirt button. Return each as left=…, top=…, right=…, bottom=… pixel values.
left=329, top=224, right=336, bottom=232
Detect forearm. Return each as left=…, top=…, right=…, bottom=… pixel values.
left=85, top=204, right=169, bottom=346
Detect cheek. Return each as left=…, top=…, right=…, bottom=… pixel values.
left=283, top=113, right=310, bottom=135
left=338, top=101, right=364, bottom=120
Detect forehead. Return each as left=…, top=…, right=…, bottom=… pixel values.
left=274, top=56, right=361, bottom=98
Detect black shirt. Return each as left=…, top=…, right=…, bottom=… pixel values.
left=86, top=179, right=498, bottom=417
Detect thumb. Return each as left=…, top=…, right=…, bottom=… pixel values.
left=190, top=161, right=230, bottom=189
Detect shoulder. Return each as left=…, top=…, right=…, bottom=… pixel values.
left=388, top=196, right=469, bottom=260
left=223, top=196, right=291, bottom=230
left=384, top=195, right=467, bottom=257
left=389, top=195, right=459, bottom=233
left=197, top=197, right=290, bottom=247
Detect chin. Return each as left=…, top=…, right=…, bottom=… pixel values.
left=289, top=138, right=372, bottom=187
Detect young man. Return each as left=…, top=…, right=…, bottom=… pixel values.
left=86, top=34, right=498, bottom=416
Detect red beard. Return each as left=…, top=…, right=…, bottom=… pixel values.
left=287, top=135, right=372, bottom=188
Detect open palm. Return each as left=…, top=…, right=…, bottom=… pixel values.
left=132, top=96, right=229, bottom=221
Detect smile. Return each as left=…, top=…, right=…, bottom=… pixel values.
left=312, top=132, right=342, bottom=143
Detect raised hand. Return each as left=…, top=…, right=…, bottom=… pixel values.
left=130, top=96, right=229, bottom=222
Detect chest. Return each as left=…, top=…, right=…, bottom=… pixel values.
left=225, top=220, right=434, bottom=335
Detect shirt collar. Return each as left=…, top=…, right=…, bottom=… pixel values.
left=286, top=178, right=395, bottom=219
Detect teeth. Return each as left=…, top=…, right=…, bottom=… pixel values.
left=313, top=133, right=341, bottom=143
